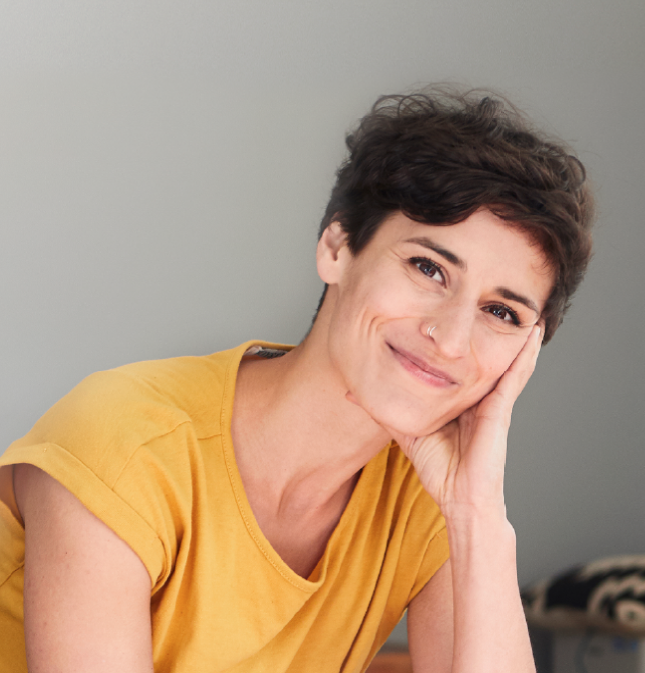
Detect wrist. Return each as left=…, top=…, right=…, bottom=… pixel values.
left=443, top=502, right=516, bottom=551
left=444, top=505, right=517, bottom=575
left=441, top=500, right=508, bottom=526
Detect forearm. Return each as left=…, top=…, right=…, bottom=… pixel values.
left=444, top=504, right=535, bottom=673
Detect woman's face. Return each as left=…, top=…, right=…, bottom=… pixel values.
left=317, top=209, right=554, bottom=437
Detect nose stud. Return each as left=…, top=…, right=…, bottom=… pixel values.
left=427, top=325, right=437, bottom=337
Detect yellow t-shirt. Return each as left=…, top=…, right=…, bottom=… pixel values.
left=0, top=341, right=449, bottom=673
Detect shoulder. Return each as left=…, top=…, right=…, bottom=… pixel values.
left=1, top=347, right=242, bottom=494
left=365, top=442, right=447, bottom=556
left=13, top=349, right=234, bottom=451
left=383, top=443, right=443, bottom=519
left=1, top=348, right=242, bottom=587
left=380, top=443, right=450, bottom=594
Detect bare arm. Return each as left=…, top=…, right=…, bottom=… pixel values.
left=445, top=506, right=530, bottom=672
left=407, top=560, right=453, bottom=673
left=407, top=517, right=532, bottom=673
left=14, top=464, right=154, bottom=673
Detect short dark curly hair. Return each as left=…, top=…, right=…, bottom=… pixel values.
left=317, top=87, right=594, bottom=343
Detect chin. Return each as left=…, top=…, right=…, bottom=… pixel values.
left=363, top=394, right=460, bottom=439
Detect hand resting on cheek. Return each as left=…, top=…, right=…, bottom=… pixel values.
left=355, top=324, right=543, bottom=515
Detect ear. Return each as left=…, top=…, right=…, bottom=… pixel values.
left=316, top=221, right=350, bottom=285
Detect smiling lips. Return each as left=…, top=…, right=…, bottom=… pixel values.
left=388, top=344, right=458, bottom=388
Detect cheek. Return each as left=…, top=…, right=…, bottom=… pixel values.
left=338, top=273, right=420, bottom=327
left=475, top=338, right=524, bottom=389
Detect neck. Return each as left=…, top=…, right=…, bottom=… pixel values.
left=231, top=329, right=391, bottom=516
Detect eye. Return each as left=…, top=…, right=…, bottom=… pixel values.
left=484, top=304, right=521, bottom=326
left=410, top=257, right=445, bottom=286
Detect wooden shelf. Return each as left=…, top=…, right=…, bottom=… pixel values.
left=366, top=651, right=412, bottom=672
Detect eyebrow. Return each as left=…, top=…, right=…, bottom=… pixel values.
left=405, top=236, right=540, bottom=315
left=495, top=288, right=540, bottom=315
left=405, top=236, right=467, bottom=271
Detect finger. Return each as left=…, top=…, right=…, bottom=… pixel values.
left=496, top=325, right=543, bottom=402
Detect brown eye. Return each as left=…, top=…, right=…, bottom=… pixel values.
left=485, top=305, right=521, bottom=325
left=411, top=258, right=445, bottom=285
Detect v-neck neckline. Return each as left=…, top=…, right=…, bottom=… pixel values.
left=219, top=340, right=385, bottom=592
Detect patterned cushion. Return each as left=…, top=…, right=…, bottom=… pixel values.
left=521, top=555, right=645, bottom=634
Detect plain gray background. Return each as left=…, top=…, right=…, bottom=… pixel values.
left=1, top=0, right=644, bottom=650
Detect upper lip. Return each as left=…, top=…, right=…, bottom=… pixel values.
left=388, top=344, right=458, bottom=384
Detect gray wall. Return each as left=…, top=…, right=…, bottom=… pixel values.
left=1, top=0, right=644, bottom=648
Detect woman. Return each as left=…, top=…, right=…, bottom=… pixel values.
left=0, top=89, right=593, bottom=672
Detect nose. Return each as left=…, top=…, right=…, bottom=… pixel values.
left=425, top=301, right=474, bottom=360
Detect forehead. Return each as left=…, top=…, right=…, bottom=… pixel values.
left=377, top=210, right=549, bottom=263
